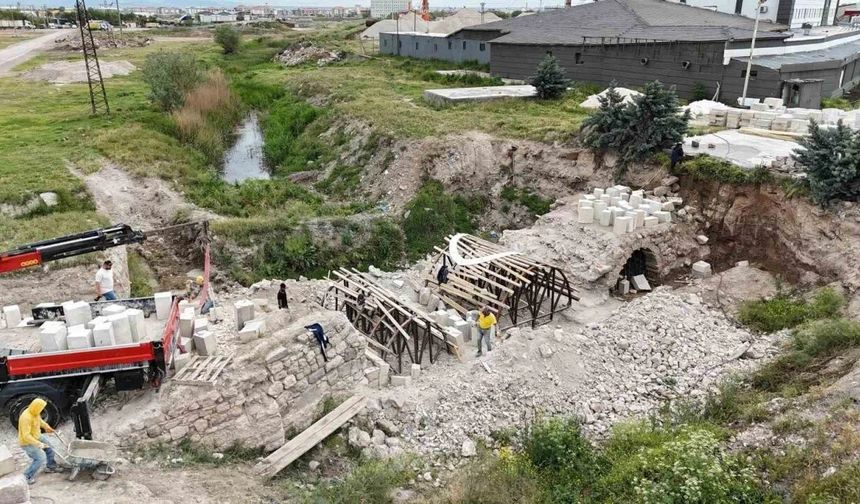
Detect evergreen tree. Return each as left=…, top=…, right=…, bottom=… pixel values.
left=529, top=54, right=570, bottom=100
left=582, top=84, right=631, bottom=151
left=793, top=121, right=860, bottom=204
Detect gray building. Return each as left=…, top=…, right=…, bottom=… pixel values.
left=379, top=31, right=491, bottom=64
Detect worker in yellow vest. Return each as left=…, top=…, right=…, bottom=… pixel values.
left=476, top=306, right=497, bottom=356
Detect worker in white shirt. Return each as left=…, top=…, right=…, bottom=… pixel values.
left=94, top=260, right=117, bottom=301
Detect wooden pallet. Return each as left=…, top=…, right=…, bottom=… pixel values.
left=255, top=395, right=366, bottom=479
left=172, top=354, right=232, bottom=387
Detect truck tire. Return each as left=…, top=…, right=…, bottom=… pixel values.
left=8, top=395, right=61, bottom=429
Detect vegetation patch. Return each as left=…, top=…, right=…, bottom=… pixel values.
left=673, top=154, right=774, bottom=185
left=738, top=287, right=843, bottom=333
left=793, top=121, right=860, bottom=205
left=501, top=186, right=554, bottom=216
left=302, top=456, right=414, bottom=504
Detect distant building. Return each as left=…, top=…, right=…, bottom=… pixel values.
left=371, top=0, right=411, bottom=19
left=198, top=11, right=238, bottom=23
left=668, top=0, right=837, bottom=28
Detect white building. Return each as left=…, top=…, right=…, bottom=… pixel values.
left=672, top=0, right=837, bottom=28
left=198, top=11, right=238, bottom=23
left=371, top=0, right=411, bottom=19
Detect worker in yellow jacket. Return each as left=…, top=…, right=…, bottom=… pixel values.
left=18, top=398, right=59, bottom=484
left=476, top=306, right=497, bottom=356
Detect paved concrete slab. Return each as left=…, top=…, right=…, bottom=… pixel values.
left=685, top=130, right=800, bottom=168
left=424, top=85, right=536, bottom=106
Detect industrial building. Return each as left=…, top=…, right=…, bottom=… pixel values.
left=668, top=0, right=837, bottom=29
left=371, top=0, right=411, bottom=19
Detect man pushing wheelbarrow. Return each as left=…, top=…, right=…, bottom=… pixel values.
left=17, top=398, right=62, bottom=485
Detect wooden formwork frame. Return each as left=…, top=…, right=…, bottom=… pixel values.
left=320, top=268, right=457, bottom=373
left=424, top=234, right=578, bottom=330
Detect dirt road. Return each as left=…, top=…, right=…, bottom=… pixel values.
left=0, top=30, right=65, bottom=76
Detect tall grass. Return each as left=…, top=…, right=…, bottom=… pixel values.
left=738, top=287, right=843, bottom=333
left=173, top=70, right=243, bottom=164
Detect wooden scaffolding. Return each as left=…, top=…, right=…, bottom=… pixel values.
left=320, top=268, right=457, bottom=373
left=425, top=234, right=578, bottom=329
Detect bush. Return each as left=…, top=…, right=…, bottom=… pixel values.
left=402, top=179, right=486, bottom=260
left=674, top=154, right=774, bottom=185
left=738, top=287, right=843, bottom=333
left=691, top=81, right=709, bottom=101
left=794, top=461, right=860, bottom=503
left=305, top=457, right=413, bottom=504
left=500, top=186, right=553, bottom=216
left=214, top=25, right=241, bottom=54
left=820, top=96, right=854, bottom=110
left=454, top=448, right=543, bottom=504
left=582, top=81, right=689, bottom=172
left=262, top=95, right=323, bottom=173
left=793, top=121, right=860, bottom=205
left=529, top=54, right=570, bottom=100
left=141, top=51, right=203, bottom=111
left=172, top=70, right=243, bottom=164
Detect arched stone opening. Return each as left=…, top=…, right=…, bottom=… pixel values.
left=617, top=248, right=661, bottom=293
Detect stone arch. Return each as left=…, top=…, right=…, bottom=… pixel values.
left=619, top=247, right=662, bottom=290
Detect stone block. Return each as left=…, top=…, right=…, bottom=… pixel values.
left=605, top=187, right=619, bottom=198
left=592, top=200, right=607, bottom=216
left=39, top=321, right=67, bottom=352
left=173, top=351, right=192, bottom=371
left=107, top=313, right=133, bottom=345
left=154, top=291, right=173, bottom=320
left=631, top=274, right=651, bottom=291
left=93, top=322, right=115, bottom=347
left=653, top=211, right=672, bottom=223
left=410, top=363, right=421, bottom=380
left=418, top=287, right=431, bottom=305
left=821, top=107, right=843, bottom=124
left=453, top=319, right=471, bottom=342
left=234, top=300, right=255, bottom=331
left=0, top=474, right=29, bottom=504
left=86, top=315, right=107, bottom=330
left=102, top=304, right=126, bottom=316
left=179, top=309, right=195, bottom=339
left=629, top=193, right=642, bottom=208
left=1, top=305, right=21, bottom=329
left=364, top=367, right=379, bottom=382
left=634, top=209, right=646, bottom=228
left=430, top=310, right=449, bottom=326
left=378, top=362, right=390, bottom=388
left=790, top=118, right=810, bottom=133
left=390, top=375, right=411, bottom=387
left=194, top=317, right=210, bottom=334
left=444, top=327, right=465, bottom=349
left=750, top=102, right=769, bottom=111
left=193, top=330, right=217, bottom=356
left=613, top=216, right=631, bottom=235
left=692, top=261, right=713, bottom=278
left=643, top=216, right=659, bottom=227
left=726, top=116, right=740, bottom=128
left=599, top=209, right=612, bottom=227
left=62, top=300, right=92, bottom=327
left=617, top=278, right=630, bottom=295
left=763, top=97, right=783, bottom=108
left=578, top=198, right=592, bottom=208
left=592, top=187, right=604, bottom=197
left=126, top=308, right=146, bottom=342
left=609, top=196, right=620, bottom=206
left=599, top=194, right=611, bottom=205
left=180, top=336, right=195, bottom=353
left=0, top=445, right=15, bottom=478
left=696, top=235, right=709, bottom=245
left=238, top=320, right=263, bottom=342
left=67, top=328, right=93, bottom=350
left=577, top=206, right=594, bottom=224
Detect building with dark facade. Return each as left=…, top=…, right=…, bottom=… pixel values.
left=380, top=0, right=860, bottom=105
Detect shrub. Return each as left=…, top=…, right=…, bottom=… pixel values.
left=500, top=186, right=553, bottom=216
left=674, top=154, right=774, bottom=185
left=453, top=448, right=542, bottom=504
left=529, top=54, right=570, bottom=100
left=820, top=96, right=854, bottom=110
left=738, top=287, right=843, bottom=333
left=172, top=70, right=243, bottom=163
left=305, top=457, right=413, bottom=504
left=214, top=25, right=241, bottom=54
left=141, top=51, right=203, bottom=111
left=794, top=461, right=860, bottom=503
left=262, top=95, right=323, bottom=173
left=793, top=121, right=860, bottom=205
left=691, top=81, right=709, bottom=101
left=523, top=417, right=604, bottom=500
left=582, top=81, right=689, bottom=172
left=402, top=179, right=486, bottom=260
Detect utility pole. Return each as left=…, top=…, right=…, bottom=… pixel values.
left=480, top=1, right=485, bottom=22
left=740, top=0, right=766, bottom=107
left=115, top=0, right=123, bottom=38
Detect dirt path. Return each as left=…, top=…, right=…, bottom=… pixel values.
left=0, top=30, right=66, bottom=77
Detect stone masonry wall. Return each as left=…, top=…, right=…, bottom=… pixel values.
left=120, top=310, right=367, bottom=451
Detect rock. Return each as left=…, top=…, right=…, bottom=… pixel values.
left=539, top=344, right=554, bottom=358
left=696, top=235, right=709, bottom=245
left=461, top=438, right=476, bottom=457
left=376, top=418, right=400, bottom=436
left=39, top=192, right=59, bottom=207
left=309, top=460, right=320, bottom=470
left=422, top=472, right=433, bottom=482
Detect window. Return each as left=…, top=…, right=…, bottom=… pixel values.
left=383, top=40, right=387, bottom=47
left=479, top=43, right=486, bottom=51
left=463, top=40, right=467, bottom=50
left=448, top=40, right=452, bottom=50
left=575, top=52, right=583, bottom=64
left=398, top=40, right=402, bottom=48
left=734, top=0, right=743, bottom=14
left=741, top=69, right=758, bottom=79
left=434, top=43, right=438, bottom=52
left=415, top=42, right=419, bottom=50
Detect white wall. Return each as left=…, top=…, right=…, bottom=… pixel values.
left=371, top=0, right=411, bottom=19
left=668, top=0, right=836, bottom=26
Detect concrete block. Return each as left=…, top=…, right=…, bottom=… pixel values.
left=154, top=291, right=173, bottom=320
left=410, top=363, right=421, bottom=380
left=605, top=187, right=619, bottom=197
left=627, top=214, right=636, bottom=232
left=0, top=445, right=15, bottom=478
left=613, top=216, right=631, bottom=235
left=93, top=322, right=115, bottom=347
left=661, top=201, right=675, bottom=212
left=609, top=196, right=620, bottom=206
left=726, top=116, right=740, bottom=128
left=592, top=187, right=604, bottom=197
left=620, top=192, right=630, bottom=201
left=378, top=362, right=390, bottom=388
left=126, top=308, right=146, bottom=342
left=629, top=194, right=642, bottom=208
left=102, top=304, right=126, bottom=316
left=193, top=330, right=217, bottom=356
left=613, top=184, right=631, bottom=193
left=62, top=301, right=92, bottom=327
left=179, top=309, right=195, bottom=339
left=592, top=200, right=607, bottom=216
left=453, top=319, right=471, bottom=342
left=578, top=198, right=592, bottom=209
left=763, top=97, right=783, bottom=108
left=653, top=211, right=672, bottom=223
left=821, top=107, right=842, bottom=124
left=418, top=287, right=431, bottom=305
left=234, top=300, right=255, bottom=331
left=0, top=474, right=29, bottom=504
left=692, top=261, right=713, bottom=278
left=67, top=329, right=93, bottom=350
left=617, top=278, right=630, bottom=295
left=644, top=216, right=659, bottom=227
left=444, top=327, right=465, bottom=350
left=390, top=375, right=411, bottom=387
left=430, top=310, right=449, bottom=326
left=180, top=336, right=195, bottom=353
left=107, top=313, right=133, bottom=345
left=577, top=206, right=594, bottom=224
left=631, top=274, right=651, bottom=291
left=599, top=194, right=611, bottom=205
left=39, top=321, right=67, bottom=352
left=194, top=317, right=210, bottom=334
left=238, top=320, right=263, bottom=342
left=1, top=306, right=21, bottom=329
left=364, top=367, right=379, bottom=382
left=790, top=118, right=810, bottom=133
left=87, top=315, right=107, bottom=330
left=208, top=307, right=221, bottom=323
left=634, top=209, right=646, bottom=228
left=173, top=351, right=191, bottom=371
left=599, top=209, right=612, bottom=226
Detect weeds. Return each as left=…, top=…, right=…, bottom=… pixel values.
left=500, top=186, right=553, bottom=216
left=303, top=456, right=414, bottom=504
left=402, top=179, right=486, bottom=260
left=127, top=250, right=155, bottom=298
left=173, top=70, right=243, bottom=164
left=738, top=287, right=843, bottom=333
left=138, top=440, right=265, bottom=467
left=675, top=154, right=775, bottom=185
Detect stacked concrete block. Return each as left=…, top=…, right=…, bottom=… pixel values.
left=763, top=97, right=783, bottom=108
left=154, top=291, right=173, bottom=320
left=592, top=200, right=607, bottom=216
left=444, top=327, right=465, bottom=350
left=93, top=322, right=115, bottom=347
left=577, top=206, right=594, bottom=224
left=0, top=474, right=29, bottom=504
left=613, top=216, right=630, bottom=235
left=821, top=108, right=843, bottom=124
left=430, top=310, right=449, bottom=326
left=790, top=118, right=810, bottom=133
left=179, top=308, right=195, bottom=339
left=633, top=209, right=646, bottom=228
left=173, top=351, right=191, bottom=371
left=739, top=110, right=755, bottom=127
left=452, top=319, right=471, bottom=342
left=750, top=102, right=769, bottom=111
left=0, top=445, right=14, bottom=477
left=102, top=304, right=126, bottom=317
left=193, top=330, right=217, bottom=356
left=67, top=325, right=94, bottom=350
left=726, top=108, right=741, bottom=128
left=87, top=315, right=107, bottom=330
left=62, top=300, right=92, bottom=327
left=592, top=187, right=604, bottom=197
left=708, top=108, right=727, bottom=127
left=643, top=216, right=659, bottom=227
left=599, top=209, right=612, bottom=226
left=692, top=261, right=713, bottom=278
left=39, top=321, right=68, bottom=352
left=410, top=363, right=421, bottom=380
left=126, top=308, right=146, bottom=342
left=771, top=114, right=792, bottom=132
left=107, top=313, right=133, bottom=345
left=390, top=375, right=411, bottom=387
left=2, top=305, right=21, bottom=329
left=234, top=300, right=255, bottom=331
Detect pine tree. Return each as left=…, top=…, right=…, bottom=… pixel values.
left=793, top=121, right=860, bottom=204
left=529, top=54, right=570, bottom=100
left=582, top=84, right=631, bottom=151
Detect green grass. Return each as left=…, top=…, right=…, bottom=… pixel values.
left=127, top=249, right=156, bottom=298
left=500, top=186, right=554, bottom=216
left=674, top=154, right=775, bottom=185
left=138, top=439, right=265, bottom=467
left=738, top=287, right=844, bottom=333
left=302, top=456, right=414, bottom=504
left=820, top=96, right=855, bottom=111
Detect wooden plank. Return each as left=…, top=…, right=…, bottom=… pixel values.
left=256, top=395, right=367, bottom=478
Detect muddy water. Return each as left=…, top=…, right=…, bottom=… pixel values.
left=222, top=113, right=270, bottom=183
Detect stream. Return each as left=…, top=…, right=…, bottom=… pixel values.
left=222, top=113, right=270, bottom=183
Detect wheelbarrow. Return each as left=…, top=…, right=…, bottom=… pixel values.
left=51, top=432, right=117, bottom=481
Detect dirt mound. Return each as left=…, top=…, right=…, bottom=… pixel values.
left=275, top=42, right=341, bottom=67
left=55, top=32, right=153, bottom=51
left=21, top=59, right=135, bottom=84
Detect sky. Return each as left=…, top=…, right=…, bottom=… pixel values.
left=13, top=0, right=566, bottom=11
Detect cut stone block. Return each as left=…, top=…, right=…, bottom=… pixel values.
left=179, top=309, right=195, bottom=339
left=617, top=278, right=630, bottom=295
left=444, top=327, right=465, bottom=350
left=378, top=362, right=390, bottom=388
left=173, top=351, right=191, bottom=371
left=0, top=474, right=29, bottom=504
left=609, top=196, right=620, bottom=207
left=620, top=192, right=630, bottom=201
left=234, top=299, right=255, bottom=331
left=578, top=198, right=593, bottom=208
left=600, top=194, right=611, bottom=205
left=238, top=320, right=263, bottom=342
left=180, top=336, right=195, bottom=353
left=418, top=287, right=431, bottom=305
left=599, top=209, right=612, bottom=227
left=86, top=315, right=107, bottom=330
left=1, top=305, right=21, bottom=329
left=193, top=330, right=217, bottom=356
left=592, top=200, right=607, bottom=216
left=643, top=216, right=659, bottom=227
left=629, top=194, right=642, bottom=208
left=634, top=209, right=646, bottom=228
left=39, top=321, right=67, bottom=352
left=107, top=313, right=133, bottom=345
left=62, top=300, right=92, bottom=327
left=93, top=322, right=115, bottom=347
left=430, top=310, right=449, bottom=326
left=606, top=187, right=619, bottom=197
left=390, top=375, right=411, bottom=387
left=102, top=304, right=126, bottom=316
left=194, top=317, right=210, bottom=334
left=613, top=216, right=631, bottom=235
left=653, top=211, right=672, bottom=223
left=154, top=291, right=173, bottom=320
left=0, top=445, right=14, bottom=478
left=577, top=206, right=594, bottom=224
left=364, top=367, right=379, bottom=382
left=630, top=274, right=651, bottom=291
left=67, top=329, right=93, bottom=350
left=592, top=187, right=604, bottom=197
left=692, top=261, right=713, bottom=278
left=410, top=363, right=421, bottom=380
left=453, top=319, right=471, bottom=342
left=126, top=308, right=146, bottom=342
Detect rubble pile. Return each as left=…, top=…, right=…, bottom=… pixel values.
left=359, top=289, right=782, bottom=457
left=275, top=42, right=342, bottom=67
left=54, top=32, right=153, bottom=51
